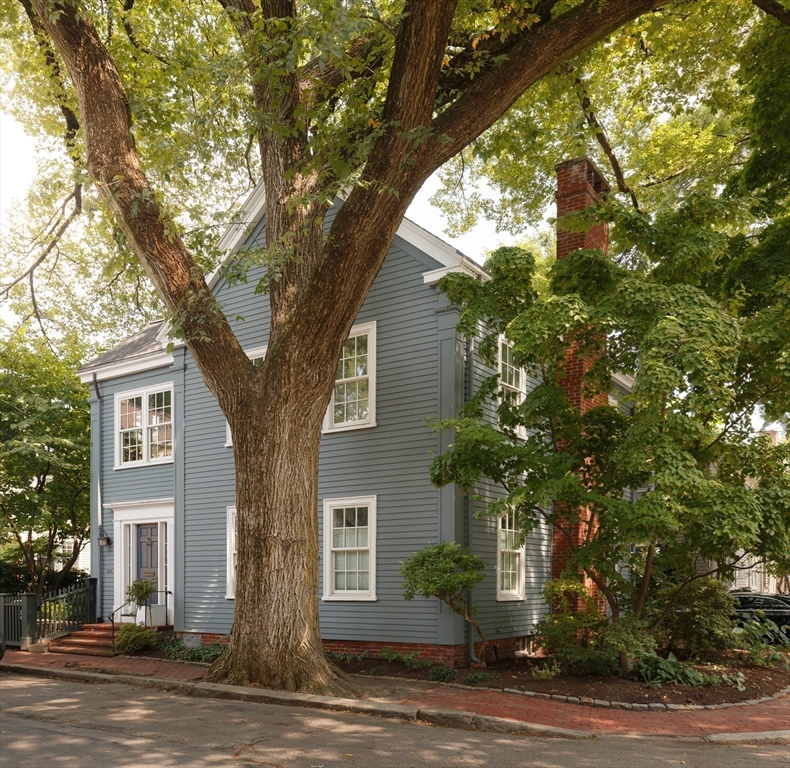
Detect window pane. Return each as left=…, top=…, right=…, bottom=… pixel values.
left=356, top=527, right=368, bottom=547
left=333, top=529, right=344, bottom=548
left=357, top=508, right=368, bottom=527
left=359, top=551, right=369, bottom=570
left=344, top=509, right=355, bottom=527
left=334, top=571, right=346, bottom=590
left=359, top=571, right=369, bottom=590
left=333, top=509, right=344, bottom=529
left=120, top=397, right=143, bottom=429
left=335, top=552, right=346, bottom=571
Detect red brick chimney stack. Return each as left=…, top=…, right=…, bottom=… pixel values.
left=551, top=158, right=610, bottom=586
left=555, top=157, right=610, bottom=260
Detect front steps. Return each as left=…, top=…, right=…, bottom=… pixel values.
left=47, top=623, right=117, bottom=656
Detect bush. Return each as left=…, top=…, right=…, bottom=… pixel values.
left=733, top=614, right=790, bottom=667
left=632, top=652, right=745, bottom=690
left=427, top=665, right=459, bottom=682
left=159, top=636, right=226, bottom=663
left=654, top=579, right=737, bottom=657
left=531, top=661, right=561, bottom=680
left=115, top=623, right=159, bottom=652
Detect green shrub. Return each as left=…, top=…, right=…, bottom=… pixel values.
left=632, top=652, right=745, bottom=690
left=654, top=579, right=737, bottom=657
left=531, top=661, right=561, bottom=680
left=733, top=614, right=790, bottom=667
left=368, top=665, right=384, bottom=676
left=534, top=581, right=659, bottom=675
left=159, top=636, right=226, bottom=663
left=427, top=665, right=459, bottom=682
left=463, top=671, right=498, bottom=686
left=115, top=623, right=159, bottom=652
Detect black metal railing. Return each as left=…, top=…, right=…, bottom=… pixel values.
left=0, top=578, right=96, bottom=648
left=37, top=578, right=97, bottom=640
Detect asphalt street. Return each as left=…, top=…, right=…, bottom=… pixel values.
left=1, top=673, right=788, bottom=768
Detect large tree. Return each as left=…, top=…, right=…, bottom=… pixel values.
left=0, top=336, right=90, bottom=596
left=6, top=0, right=788, bottom=692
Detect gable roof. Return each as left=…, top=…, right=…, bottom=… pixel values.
left=78, top=320, right=174, bottom=383
left=80, top=184, right=485, bottom=381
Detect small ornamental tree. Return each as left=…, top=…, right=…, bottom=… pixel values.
left=400, top=541, right=489, bottom=666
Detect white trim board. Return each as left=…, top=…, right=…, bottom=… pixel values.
left=78, top=353, right=174, bottom=384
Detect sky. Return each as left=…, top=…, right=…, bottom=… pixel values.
left=0, top=110, right=517, bottom=266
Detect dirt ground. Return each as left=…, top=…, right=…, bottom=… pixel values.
left=331, top=652, right=790, bottom=706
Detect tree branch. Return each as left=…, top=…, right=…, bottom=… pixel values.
left=752, top=0, right=790, bottom=26
left=28, top=0, right=250, bottom=410
left=569, top=67, right=640, bottom=210
left=121, top=0, right=169, bottom=64
left=421, top=0, right=674, bottom=176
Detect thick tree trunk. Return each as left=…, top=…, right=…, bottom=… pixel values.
left=207, top=302, right=364, bottom=693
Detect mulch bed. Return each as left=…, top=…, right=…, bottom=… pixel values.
left=331, top=652, right=790, bottom=706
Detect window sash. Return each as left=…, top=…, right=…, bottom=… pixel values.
left=226, top=506, right=237, bottom=599
left=326, top=322, right=376, bottom=431
left=497, top=511, right=525, bottom=600
left=498, top=338, right=527, bottom=437
left=323, top=496, right=376, bottom=600
left=116, top=386, right=173, bottom=466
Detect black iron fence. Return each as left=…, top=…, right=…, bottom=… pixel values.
left=0, top=577, right=96, bottom=648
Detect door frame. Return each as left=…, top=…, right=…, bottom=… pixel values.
left=107, top=500, right=174, bottom=625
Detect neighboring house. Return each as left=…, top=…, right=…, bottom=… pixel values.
left=77, top=159, right=605, bottom=665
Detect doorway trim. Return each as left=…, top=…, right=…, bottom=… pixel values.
left=105, top=499, right=174, bottom=625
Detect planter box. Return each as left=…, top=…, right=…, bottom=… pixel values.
left=136, top=604, right=167, bottom=627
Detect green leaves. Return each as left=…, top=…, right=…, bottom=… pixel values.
left=400, top=541, right=485, bottom=615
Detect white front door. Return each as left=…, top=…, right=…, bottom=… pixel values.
left=108, top=501, right=174, bottom=625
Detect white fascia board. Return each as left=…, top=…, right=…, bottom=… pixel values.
left=612, top=371, right=636, bottom=392
left=78, top=353, right=174, bottom=384
left=213, top=182, right=268, bottom=278
left=423, top=264, right=476, bottom=285
left=103, top=497, right=174, bottom=510
left=396, top=217, right=465, bottom=270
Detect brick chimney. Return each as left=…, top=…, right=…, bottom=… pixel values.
left=555, top=157, right=610, bottom=260
left=552, top=158, right=610, bottom=586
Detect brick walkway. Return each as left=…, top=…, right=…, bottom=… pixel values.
left=1, top=649, right=207, bottom=682
left=399, top=686, right=790, bottom=737
left=3, top=650, right=788, bottom=737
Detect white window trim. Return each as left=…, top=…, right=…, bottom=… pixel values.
left=496, top=512, right=526, bottom=602
left=106, top=500, right=175, bottom=625
left=323, top=321, right=377, bottom=433
left=226, top=506, right=237, bottom=599
left=497, top=336, right=527, bottom=439
left=226, top=346, right=268, bottom=447
left=114, top=384, right=174, bottom=469
left=322, top=495, right=377, bottom=601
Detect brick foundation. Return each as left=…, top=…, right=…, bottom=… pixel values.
left=177, top=633, right=527, bottom=668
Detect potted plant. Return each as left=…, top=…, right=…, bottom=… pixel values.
left=125, top=580, right=164, bottom=627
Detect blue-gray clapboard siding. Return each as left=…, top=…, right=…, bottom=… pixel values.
left=180, top=233, right=450, bottom=640
left=93, top=367, right=178, bottom=619
left=466, top=335, right=552, bottom=640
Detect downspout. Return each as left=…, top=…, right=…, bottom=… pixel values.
left=464, top=336, right=481, bottom=665
left=92, top=373, right=103, bottom=620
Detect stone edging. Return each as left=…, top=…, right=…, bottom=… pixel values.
left=469, top=683, right=790, bottom=711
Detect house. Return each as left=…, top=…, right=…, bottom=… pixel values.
left=76, top=158, right=607, bottom=665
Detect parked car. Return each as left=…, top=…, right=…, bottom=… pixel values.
left=731, top=592, right=790, bottom=631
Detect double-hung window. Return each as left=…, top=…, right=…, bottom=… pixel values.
left=498, top=337, right=527, bottom=437
left=115, top=385, right=174, bottom=467
left=225, top=347, right=267, bottom=447
left=323, top=496, right=377, bottom=600
left=226, top=506, right=237, bottom=599
left=497, top=510, right=525, bottom=600
left=325, top=322, right=376, bottom=432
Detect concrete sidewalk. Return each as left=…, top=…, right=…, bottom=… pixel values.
left=2, top=649, right=788, bottom=742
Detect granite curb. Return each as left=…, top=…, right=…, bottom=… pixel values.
left=1, top=661, right=787, bottom=744
left=483, top=682, right=790, bottom=711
